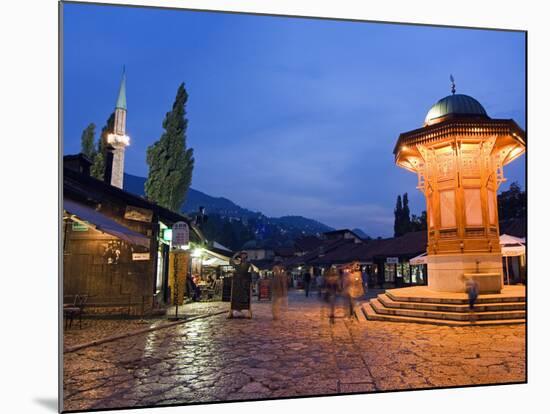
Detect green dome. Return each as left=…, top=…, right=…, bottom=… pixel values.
left=425, top=94, right=488, bottom=125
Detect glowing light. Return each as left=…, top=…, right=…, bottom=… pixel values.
left=162, top=229, right=172, bottom=241
left=107, top=133, right=130, bottom=146
left=191, top=248, right=204, bottom=258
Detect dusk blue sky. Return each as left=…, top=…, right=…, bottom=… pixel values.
left=62, top=3, right=526, bottom=238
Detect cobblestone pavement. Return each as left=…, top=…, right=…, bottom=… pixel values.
left=63, top=291, right=525, bottom=412
left=63, top=301, right=227, bottom=349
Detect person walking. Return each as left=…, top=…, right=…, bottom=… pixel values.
left=228, top=251, right=252, bottom=319
left=324, top=265, right=340, bottom=323
left=342, top=261, right=365, bottom=319
left=303, top=269, right=312, bottom=297
left=465, top=276, right=480, bottom=323
left=316, top=271, right=325, bottom=298
left=271, top=261, right=288, bottom=320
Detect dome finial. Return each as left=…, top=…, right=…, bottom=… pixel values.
left=450, top=74, right=456, bottom=95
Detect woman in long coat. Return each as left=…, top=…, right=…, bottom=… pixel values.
left=228, top=251, right=252, bottom=319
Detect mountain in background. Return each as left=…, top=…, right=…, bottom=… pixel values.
left=123, top=173, right=334, bottom=250
left=124, top=173, right=258, bottom=218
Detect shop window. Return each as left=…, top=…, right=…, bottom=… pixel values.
left=401, top=263, right=411, bottom=284
left=411, top=265, right=426, bottom=285
left=384, top=264, right=395, bottom=282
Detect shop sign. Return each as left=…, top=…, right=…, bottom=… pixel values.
left=386, top=257, right=399, bottom=264
left=172, top=221, right=189, bottom=246
left=72, top=221, right=89, bottom=232
left=124, top=205, right=153, bottom=222
left=132, top=252, right=150, bottom=261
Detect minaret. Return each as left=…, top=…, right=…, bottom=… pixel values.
left=106, top=67, right=130, bottom=189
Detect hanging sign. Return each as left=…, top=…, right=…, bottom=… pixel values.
left=386, top=257, right=399, bottom=264
left=124, top=205, right=153, bottom=222
left=172, top=221, right=190, bottom=246
left=132, top=252, right=150, bottom=261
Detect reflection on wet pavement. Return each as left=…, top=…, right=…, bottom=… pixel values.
left=63, top=291, right=525, bottom=411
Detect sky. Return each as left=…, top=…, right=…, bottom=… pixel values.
left=62, top=3, right=526, bottom=238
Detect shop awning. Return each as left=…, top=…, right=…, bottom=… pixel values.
left=500, top=233, right=525, bottom=257
left=410, top=252, right=428, bottom=265
left=64, top=199, right=150, bottom=248
left=201, top=249, right=231, bottom=267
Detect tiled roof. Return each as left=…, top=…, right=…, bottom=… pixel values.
left=294, top=236, right=324, bottom=252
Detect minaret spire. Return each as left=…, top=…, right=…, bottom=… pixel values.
left=105, top=66, right=130, bottom=189
left=116, top=65, right=127, bottom=110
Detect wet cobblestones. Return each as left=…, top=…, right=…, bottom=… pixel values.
left=63, top=291, right=525, bottom=411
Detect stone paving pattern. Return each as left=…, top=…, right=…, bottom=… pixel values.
left=63, top=291, right=525, bottom=411
left=64, top=302, right=227, bottom=349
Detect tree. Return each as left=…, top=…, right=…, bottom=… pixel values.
left=498, top=182, right=526, bottom=220
left=145, top=83, right=194, bottom=211
left=90, top=112, right=115, bottom=180
left=394, top=195, right=403, bottom=237
left=394, top=193, right=426, bottom=235
left=402, top=193, right=411, bottom=233
left=410, top=211, right=427, bottom=232
left=80, top=123, right=96, bottom=159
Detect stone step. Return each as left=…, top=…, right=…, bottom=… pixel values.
left=354, top=303, right=368, bottom=323
left=362, top=302, right=525, bottom=327
left=371, top=298, right=525, bottom=321
left=386, top=288, right=526, bottom=305
left=378, top=293, right=526, bottom=313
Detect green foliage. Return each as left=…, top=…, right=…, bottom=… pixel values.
left=145, top=83, right=194, bottom=211
left=200, top=214, right=255, bottom=251
left=393, top=195, right=403, bottom=237
left=498, top=182, right=526, bottom=220
left=410, top=211, right=427, bottom=232
left=394, top=192, right=425, bottom=236
left=90, top=112, right=115, bottom=180
left=80, top=123, right=96, bottom=159
left=402, top=193, right=411, bottom=232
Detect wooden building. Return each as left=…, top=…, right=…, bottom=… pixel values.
left=63, top=154, right=204, bottom=315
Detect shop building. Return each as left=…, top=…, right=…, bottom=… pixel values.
left=63, top=155, right=203, bottom=315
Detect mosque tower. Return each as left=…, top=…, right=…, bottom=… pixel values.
left=105, top=68, right=130, bottom=189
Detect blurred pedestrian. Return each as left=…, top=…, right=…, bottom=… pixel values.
left=361, top=266, right=369, bottom=295
left=316, top=272, right=324, bottom=297
left=342, top=261, right=365, bottom=319
left=271, top=262, right=288, bottom=320
left=324, top=265, right=340, bottom=323
left=303, top=269, right=312, bottom=297
left=465, top=277, right=480, bottom=322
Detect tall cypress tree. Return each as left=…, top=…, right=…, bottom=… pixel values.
left=394, top=195, right=403, bottom=237
left=402, top=193, right=411, bottom=233
left=90, top=112, right=115, bottom=180
left=145, top=83, right=194, bottom=211
left=80, top=123, right=96, bottom=159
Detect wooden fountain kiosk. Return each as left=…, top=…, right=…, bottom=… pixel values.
left=362, top=79, right=526, bottom=325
